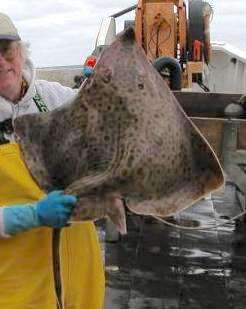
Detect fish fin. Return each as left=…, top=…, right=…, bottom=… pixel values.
left=107, top=197, right=127, bottom=235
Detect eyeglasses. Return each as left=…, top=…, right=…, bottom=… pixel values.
left=0, top=40, right=18, bottom=62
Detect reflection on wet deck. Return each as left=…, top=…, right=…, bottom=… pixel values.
left=104, top=183, right=246, bottom=309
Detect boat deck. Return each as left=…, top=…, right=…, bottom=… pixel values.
left=103, top=183, right=246, bottom=309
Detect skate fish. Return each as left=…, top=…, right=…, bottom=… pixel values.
left=14, top=28, right=224, bottom=234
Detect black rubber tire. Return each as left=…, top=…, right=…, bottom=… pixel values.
left=153, top=56, right=182, bottom=90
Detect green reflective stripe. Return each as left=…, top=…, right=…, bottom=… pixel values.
left=33, top=93, right=49, bottom=112
left=0, top=130, right=8, bottom=145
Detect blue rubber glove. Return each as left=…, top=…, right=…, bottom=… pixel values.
left=82, top=66, right=93, bottom=78
left=3, top=191, right=77, bottom=236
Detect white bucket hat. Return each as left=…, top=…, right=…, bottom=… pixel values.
left=0, top=12, right=20, bottom=41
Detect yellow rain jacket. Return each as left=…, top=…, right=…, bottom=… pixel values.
left=0, top=60, right=105, bottom=308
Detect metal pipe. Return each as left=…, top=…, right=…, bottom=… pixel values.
left=110, top=4, right=137, bottom=19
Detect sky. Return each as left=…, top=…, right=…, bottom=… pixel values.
left=1, top=0, right=246, bottom=67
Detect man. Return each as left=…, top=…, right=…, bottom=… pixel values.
left=0, top=12, right=105, bottom=309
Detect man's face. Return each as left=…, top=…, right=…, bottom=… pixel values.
left=0, top=40, right=24, bottom=95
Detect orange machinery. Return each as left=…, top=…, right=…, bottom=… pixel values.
left=134, top=0, right=213, bottom=90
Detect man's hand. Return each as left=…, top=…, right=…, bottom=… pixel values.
left=1, top=191, right=77, bottom=237
left=36, top=191, right=77, bottom=228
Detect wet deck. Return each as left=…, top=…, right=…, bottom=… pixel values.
left=103, top=183, right=246, bottom=309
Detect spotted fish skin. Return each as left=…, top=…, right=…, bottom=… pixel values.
left=14, top=28, right=224, bottom=233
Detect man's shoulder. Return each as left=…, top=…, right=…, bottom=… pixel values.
left=35, top=79, right=77, bottom=109
left=35, top=79, right=76, bottom=97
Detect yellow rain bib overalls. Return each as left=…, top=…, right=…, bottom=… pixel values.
left=0, top=94, right=105, bottom=309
